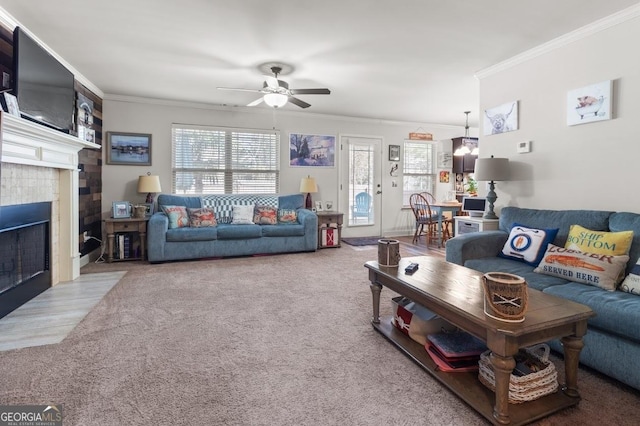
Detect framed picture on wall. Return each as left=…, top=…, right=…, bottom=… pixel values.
left=389, top=145, right=400, bottom=161
left=106, top=132, right=152, bottom=165
left=289, top=133, right=336, bottom=167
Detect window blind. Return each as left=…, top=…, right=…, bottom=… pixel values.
left=172, top=124, right=280, bottom=194
left=402, top=140, right=436, bottom=206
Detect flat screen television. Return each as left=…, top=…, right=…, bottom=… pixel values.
left=461, top=197, right=486, bottom=217
left=12, top=26, right=75, bottom=134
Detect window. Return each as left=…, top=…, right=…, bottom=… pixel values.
left=402, top=140, right=436, bottom=206
left=172, top=124, right=280, bottom=194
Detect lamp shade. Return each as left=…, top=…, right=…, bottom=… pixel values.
left=474, top=157, right=509, bottom=182
left=299, top=176, right=318, bottom=193
left=264, top=93, right=288, bottom=108
left=137, top=175, right=162, bottom=193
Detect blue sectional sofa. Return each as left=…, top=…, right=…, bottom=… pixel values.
left=147, top=193, right=317, bottom=263
left=445, top=207, right=640, bottom=391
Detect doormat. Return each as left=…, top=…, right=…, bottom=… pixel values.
left=341, top=237, right=383, bottom=246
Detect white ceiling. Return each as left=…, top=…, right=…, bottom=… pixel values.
left=1, top=1, right=638, bottom=127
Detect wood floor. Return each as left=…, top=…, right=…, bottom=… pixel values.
left=0, top=271, right=125, bottom=351
left=0, top=235, right=441, bottom=352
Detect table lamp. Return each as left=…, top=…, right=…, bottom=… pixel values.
left=299, top=175, right=318, bottom=209
left=473, top=155, right=509, bottom=220
left=137, top=173, right=162, bottom=204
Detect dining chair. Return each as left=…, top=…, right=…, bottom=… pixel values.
left=409, top=193, right=452, bottom=246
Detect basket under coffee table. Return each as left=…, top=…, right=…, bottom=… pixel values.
left=365, top=256, right=595, bottom=426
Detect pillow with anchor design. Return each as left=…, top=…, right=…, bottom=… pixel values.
left=534, top=243, right=629, bottom=291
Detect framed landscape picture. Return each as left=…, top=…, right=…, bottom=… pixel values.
left=106, top=132, right=152, bottom=165
left=289, top=133, right=336, bottom=167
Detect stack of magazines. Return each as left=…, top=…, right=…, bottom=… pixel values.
left=425, top=331, right=488, bottom=372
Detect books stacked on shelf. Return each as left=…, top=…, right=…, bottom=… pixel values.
left=114, top=233, right=138, bottom=260
left=425, top=331, right=488, bottom=372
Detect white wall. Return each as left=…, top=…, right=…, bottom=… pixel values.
left=102, top=98, right=469, bottom=237
left=477, top=15, right=639, bottom=214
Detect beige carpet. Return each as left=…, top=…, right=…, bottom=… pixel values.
left=0, top=246, right=638, bottom=425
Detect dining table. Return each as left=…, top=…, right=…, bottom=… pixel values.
left=430, top=201, right=462, bottom=247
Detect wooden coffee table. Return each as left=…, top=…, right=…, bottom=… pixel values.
left=365, top=256, right=595, bottom=426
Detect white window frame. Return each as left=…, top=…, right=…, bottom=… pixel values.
left=402, top=140, right=437, bottom=206
left=171, top=124, right=280, bottom=194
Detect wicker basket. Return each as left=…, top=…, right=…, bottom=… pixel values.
left=478, top=344, right=558, bottom=404
left=482, top=272, right=528, bottom=322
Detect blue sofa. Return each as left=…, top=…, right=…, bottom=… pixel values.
left=147, top=193, right=317, bottom=263
left=445, top=207, right=640, bottom=391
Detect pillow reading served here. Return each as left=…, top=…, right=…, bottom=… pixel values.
left=534, top=243, right=629, bottom=291
left=565, top=224, right=633, bottom=256
left=187, top=207, right=217, bottom=228
left=161, top=205, right=190, bottom=229
left=253, top=205, right=278, bottom=225
left=620, top=258, right=640, bottom=296
left=498, top=223, right=559, bottom=266
left=231, top=204, right=255, bottom=225
left=277, top=209, right=298, bottom=224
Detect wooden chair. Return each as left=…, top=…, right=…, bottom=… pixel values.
left=421, top=191, right=454, bottom=242
left=409, top=193, right=452, bottom=246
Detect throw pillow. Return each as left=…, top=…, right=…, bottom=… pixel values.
left=277, top=209, right=298, bottom=224
left=620, top=258, right=640, bottom=296
left=231, top=204, right=255, bottom=225
left=187, top=207, right=217, bottom=228
left=161, top=205, right=190, bottom=229
left=253, top=205, right=278, bottom=225
left=534, top=243, right=629, bottom=291
left=498, top=223, right=559, bottom=267
left=565, top=224, right=633, bottom=256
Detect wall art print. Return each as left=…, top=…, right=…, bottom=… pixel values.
left=289, top=133, right=336, bottom=167
left=566, top=80, right=612, bottom=126
left=484, top=101, right=518, bottom=136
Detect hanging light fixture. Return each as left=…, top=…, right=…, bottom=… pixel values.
left=263, top=93, right=288, bottom=108
left=454, top=111, right=472, bottom=156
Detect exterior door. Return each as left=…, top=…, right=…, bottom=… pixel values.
left=339, top=135, right=382, bottom=237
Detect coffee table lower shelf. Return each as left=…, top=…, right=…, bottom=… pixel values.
left=373, top=316, right=580, bottom=426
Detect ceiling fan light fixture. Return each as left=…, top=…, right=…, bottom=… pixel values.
left=264, top=93, right=288, bottom=108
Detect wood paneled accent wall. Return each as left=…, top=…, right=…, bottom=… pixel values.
left=0, top=23, right=103, bottom=258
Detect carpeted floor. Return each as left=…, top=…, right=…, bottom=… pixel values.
left=0, top=246, right=638, bottom=425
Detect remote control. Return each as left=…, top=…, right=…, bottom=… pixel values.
left=405, top=263, right=419, bottom=274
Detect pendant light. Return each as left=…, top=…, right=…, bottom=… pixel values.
left=454, top=111, right=472, bottom=156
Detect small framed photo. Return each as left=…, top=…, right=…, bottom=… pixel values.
left=389, top=145, right=400, bottom=161
left=112, top=201, right=131, bottom=218
left=106, top=132, right=152, bottom=165
left=1, top=93, right=20, bottom=117
left=324, top=201, right=334, bottom=211
left=140, top=202, right=154, bottom=218
left=314, top=201, right=324, bottom=212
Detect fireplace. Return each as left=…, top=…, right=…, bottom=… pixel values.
left=0, top=202, right=51, bottom=318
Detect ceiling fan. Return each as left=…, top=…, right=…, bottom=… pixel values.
left=217, top=66, right=330, bottom=109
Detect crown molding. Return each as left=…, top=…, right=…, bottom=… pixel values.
left=475, top=4, right=640, bottom=79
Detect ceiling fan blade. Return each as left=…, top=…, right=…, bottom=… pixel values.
left=290, top=88, right=331, bottom=95
left=217, top=87, right=263, bottom=93
left=288, top=96, right=311, bottom=109
left=264, top=76, right=280, bottom=89
left=247, top=97, right=264, bottom=107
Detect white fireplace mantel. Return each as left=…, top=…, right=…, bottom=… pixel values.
left=1, top=112, right=101, bottom=282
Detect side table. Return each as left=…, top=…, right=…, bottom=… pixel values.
left=316, top=211, right=343, bottom=249
left=103, top=216, right=149, bottom=262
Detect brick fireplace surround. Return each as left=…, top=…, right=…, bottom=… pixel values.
left=0, top=112, right=99, bottom=285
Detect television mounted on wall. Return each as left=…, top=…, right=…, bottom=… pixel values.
left=12, top=26, right=76, bottom=134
